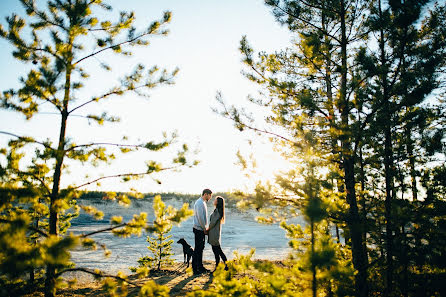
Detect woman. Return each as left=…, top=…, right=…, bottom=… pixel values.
left=207, top=196, right=228, bottom=271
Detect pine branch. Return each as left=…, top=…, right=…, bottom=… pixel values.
left=269, top=2, right=342, bottom=44
left=234, top=118, right=295, bottom=144
left=23, top=44, right=66, bottom=67
left=297, top=39, right=340, bottom=71
left=80, top=223, right=126, bottom=238
left=74, top=30, right=165, bottom=65
left=39, top=112, right=87, bottom=118
left=388, top=39, right=406, bottom=92
left=279, top=84, right=332, bottom=121
left=65, top=142, right=159, bottom=152
left=216, top=94, right=297, bottom=144
left=271, top=195, right=305, bottom=203
left=299, top=0, right=328, bottom=12
left=88, top=0, right=102, bottom=5
left=73, top=166, right=178, bottom=189
left=243, top=50, right=333, bottom=122
left=0, top=218, right=48, bottom=237
left=17, top=171, right=51, bottom=195
left=21, top=1, right=67, bottom=31
left=0, top=131, right=52, bottom=149
left=68, top=90, right=124, bottom=114
left=69, top=84, right=164, bottom=114
left=35, top=93, right=63, bottom=112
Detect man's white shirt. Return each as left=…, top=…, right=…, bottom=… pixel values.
left=193, top=197, right=208, bottom=231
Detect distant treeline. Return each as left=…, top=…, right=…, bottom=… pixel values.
left=78, top=191, right=241, bottom=209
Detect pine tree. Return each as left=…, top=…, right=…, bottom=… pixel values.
left=218, top=0, right=371, bottom=295
left=281, top=156, right=355, bottom=297
left=133, top=195, right=193, bottom=271
left=226, top=107, right=356, bottom=296
left=0, top=1, right=196, bottom=296
left=356, top=1, right=446, bottom=295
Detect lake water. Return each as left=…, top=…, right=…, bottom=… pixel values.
left=70, top=196, right=304, bottom=274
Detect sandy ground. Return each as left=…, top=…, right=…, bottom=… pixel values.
left=20, top=260, right=289, bottom=296
left=52, top=261, right=215, bottom=297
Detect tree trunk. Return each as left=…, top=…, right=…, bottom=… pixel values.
left=328, top=280, right=334, bottom=297
left=344, top=157, right=368, bottom=297
left=339, top=1, right=368, bottom=296
left=359, top=117, right=369, bottom=263
left=44, top=111, right=68, bottom=297
left=158, top=238, right=162, bottom=271
left=44, top=57, right=72, bottom=297
left=30, top=218, right=39, bottom=283
left=378, top=0, right=394, bottom=294
left=383, top=39, right=394, bottom=297
left=30, top=269, right=35, bottom=283
left=335, top=224, right=341, bottom=244
left=401, top=225, right=409, bottom=297
left=311, top=220, right=317, bottom=297
left=406, top=123, right=418, bottom=201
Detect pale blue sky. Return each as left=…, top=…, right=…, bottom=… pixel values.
left=0, top=0, right=292, bottom=194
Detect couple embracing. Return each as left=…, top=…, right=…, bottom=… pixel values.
left=192, top=188, right=228, bottom=275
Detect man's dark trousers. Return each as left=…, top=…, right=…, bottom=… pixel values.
left=192, top=228, right=205, bottom=273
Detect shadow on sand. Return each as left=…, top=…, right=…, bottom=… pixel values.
left=60, top=262, right=214, bottom=297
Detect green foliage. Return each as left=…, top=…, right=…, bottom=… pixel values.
left=139, top=280, right=170, bottom=297
left=132, top=195, right=193, bottom=271
left=282, top=220, right=355, bottom=295
left=230, top=148, right=354, bottom=296
left=188, top=248, right=353, bottom=297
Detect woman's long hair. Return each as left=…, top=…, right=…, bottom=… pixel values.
left=216, top=196, right=225, bottom=224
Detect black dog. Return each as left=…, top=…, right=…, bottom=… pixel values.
left=177, top=238, right=194, bottom=267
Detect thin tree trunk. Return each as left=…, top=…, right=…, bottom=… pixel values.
left=383, top=45, right=394, bottom=297
left=311, top=220, right=317, bottom=297
left=401, top=225, right=409, bottom=297
left=328, top=280, right=334, bottom=297
left=158, top=237, right=162, bottom=271
left=339, top=1, right=368, bottom=296
left=45, top=111, right=68, bottom=297
left=406, top=123, right=418, bottom=201
left=30, top=218, right=39, bottom=283
left=378, top=0, right=394, bottom=294
left=44, top=55, right=73, bottom=297
left=323, top=1, right=342, bottom=250
left=359, top=115, right=369, bottom=263
left=398, top=161, right=405, bottom=200
left=30, top=269, right=35, bottom=283
left=336, top=224, right=341, bottom=244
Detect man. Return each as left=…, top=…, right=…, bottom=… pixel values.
left=192, top=188, right=212, bottom=275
